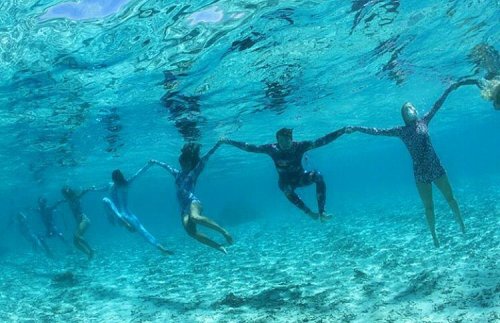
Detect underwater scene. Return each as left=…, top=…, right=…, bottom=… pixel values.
left=0, top=0, right=499, bottom=322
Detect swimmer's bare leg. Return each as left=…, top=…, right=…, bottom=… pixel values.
left=183, top=212, right=227, bottom=254
left=190, top=202, right=233, bottom=244
left=416, top=182, right=440, bottom=247
left=435, top=175, right=466, bottom=234
left=73, top=218, right=94, bottom=259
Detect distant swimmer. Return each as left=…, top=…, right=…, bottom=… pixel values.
left=151, top=142, right=233, bottom=254
left=61, top=186, right=95, bottom=260
left=221, top=127, right=353, bottom=221
left=11, top=212, right=53, bottom=258
left=37, top=196, right=68, bottom=246
left=352, top=80, right=480, bottom=247
left=95, top=162, right=173, bottom=255
left=479, top=78, right=500, bottom=110
left=468, top=43, right=500, bottom=110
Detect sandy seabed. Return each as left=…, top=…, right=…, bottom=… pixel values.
left=1, top=192, right=498, bottom=322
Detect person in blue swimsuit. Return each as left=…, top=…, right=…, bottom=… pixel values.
left=221, top=127, right=352, bottom=221
left=61, top=186, right=94, bottom=260
left=151, top=142, right=233, bottom=254
left=352, top=79, right=480, bottom=247
left=96, top=162, right=173, bottom=255
left=37, top=197, right=67, bottom=246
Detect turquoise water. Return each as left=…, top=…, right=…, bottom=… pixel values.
left=0, top=1, right=499, bottom=321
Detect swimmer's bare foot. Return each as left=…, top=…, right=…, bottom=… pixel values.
left=432, top=236, right=440, bottom=248
left=218, top=245, right=228, bottom=254
left=158, top=245, right=174, bottom=255
left=320, top=212, right=332, bottom=223
left=306, top=211, right=320, bottom=220
left=223, top=232, right=233, bottom=245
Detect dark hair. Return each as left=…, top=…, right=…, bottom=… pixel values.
left=112, top=169, right=127, bottom=186
left=179, top=143, right=201, bottom=171
left=276, top=128, right=293, bottom=140
left=61, top=185, right=76, bottom=198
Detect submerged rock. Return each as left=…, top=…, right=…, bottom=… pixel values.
left=353, top=269, right=369, bottom=280
left=218, top=292, right=246, bottom=308
left=52, top=271, right=77, bottom=285
left=394, top=270, right=439, bottom=300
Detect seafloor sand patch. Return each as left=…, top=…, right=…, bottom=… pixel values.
left=1, top=192, right=498, bottom=322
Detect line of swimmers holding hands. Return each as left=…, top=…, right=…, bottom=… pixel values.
left=11, top=78, right=500, bottom=259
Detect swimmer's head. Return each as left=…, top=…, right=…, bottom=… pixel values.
left=493, top=82, right=500, bottom=110
left=61, top=185, right=76, bottom=199
left=401, top=102, right=418, bottom=125
left=112, top=169, right=127, bottom=186
left=179, top=142, right=201, bottom=171
left=276, top=128, right=293, bottom=150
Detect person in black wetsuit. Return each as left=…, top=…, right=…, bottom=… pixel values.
left=61, top=186, right=94, bottom=260
left=37, top=197, right=67, bottom=246
left=352, top=79, right=480, bottom=247
left=152, top=142, right=233, bottom=254
left=221, top=127, right=353, bottom=221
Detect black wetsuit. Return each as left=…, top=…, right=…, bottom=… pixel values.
left=225, top=128, right=347, bottom=215
left=39, top=203, right=65, bottom=241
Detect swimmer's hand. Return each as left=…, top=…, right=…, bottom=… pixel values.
left=345, top=126, right=355, bottom=134
left=219, top=137, right=229, bottom=144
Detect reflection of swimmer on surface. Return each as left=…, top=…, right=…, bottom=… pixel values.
left=152, top=142, right=233, bottom=254
left=95, top=163, right=173, bottom=255
left=61, top=186, right=94, bottom=260
left=353, top=80, right=481, bottom=247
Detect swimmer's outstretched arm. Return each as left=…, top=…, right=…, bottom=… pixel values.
left=50, top=199, right=66, bottom=210
left=302, top=127, right=350, bottom=150
left=150, top=160, right=179, bottom=176
left=200, top=141, right=222, bottom=164
left=193, top=141, right=223, bottom=175
left=221, top=138, right=271, bottom=154
left=92, top=184, right=111, bottom=192
left=128, top=161, right=154, bottom=184
left=79, top=187, right=94, bottom=198
left=423, top=79, right=481, bottom=124
left=352, top=126, right=403, bottom=137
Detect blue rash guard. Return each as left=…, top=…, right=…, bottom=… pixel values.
left=101, top=163, right=162, bottom=248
